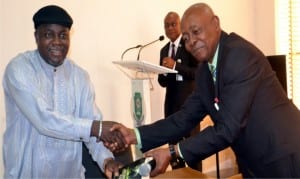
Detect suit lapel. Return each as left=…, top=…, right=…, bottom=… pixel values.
left=197, top=63, right=215, bottom=106
left=161, top=44, right=169, bottom=58
left=214, top=31, right=228, bottom=101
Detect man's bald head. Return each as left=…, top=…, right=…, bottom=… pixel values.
left=181, top=3, right=221, bottom=63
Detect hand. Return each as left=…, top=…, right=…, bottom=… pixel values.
left=103, top=157, right=123, bottom=179
left=110, top=123, right=137, bottom=145
left=99, top=121, right=128, bottom=153
left=144, top=148, right=171, bottom=177
left=162, top=57, right=175, bottom=69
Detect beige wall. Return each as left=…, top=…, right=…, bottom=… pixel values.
left=0, top=0, right=275, bottom=176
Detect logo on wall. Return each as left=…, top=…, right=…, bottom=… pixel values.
left=133, top=92, right=144, bottom=126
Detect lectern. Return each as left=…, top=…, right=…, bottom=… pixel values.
left=113, top=60, right=177, bottom=159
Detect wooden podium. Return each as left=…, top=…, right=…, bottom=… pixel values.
left=113, top=60, right=177, bottom=159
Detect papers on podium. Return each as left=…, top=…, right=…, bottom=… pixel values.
left=113, top=60, right=177, bottom=79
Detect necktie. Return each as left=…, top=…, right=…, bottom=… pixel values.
left=210, top=64, right=216, bottom=82
left=171, top=43, right=176, bottom=59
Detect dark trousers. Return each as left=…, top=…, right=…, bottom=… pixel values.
left=82, top=144, right=105, bottom=178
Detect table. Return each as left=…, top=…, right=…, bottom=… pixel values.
left=153, top=167, right=209, bottom=178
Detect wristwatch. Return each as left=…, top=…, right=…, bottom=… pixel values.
left=169, top=144, right=177, bottom=161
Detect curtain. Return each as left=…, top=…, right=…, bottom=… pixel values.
left=276, top=0, right=300, bottom=108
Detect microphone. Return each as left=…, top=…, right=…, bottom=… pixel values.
left=138, top=158, right=156, bottom=176
left=121, top=44, right=142, bottom=60
left=116, top=157, right=156, bottom=178
left=137, top=35, right=164, bottom=60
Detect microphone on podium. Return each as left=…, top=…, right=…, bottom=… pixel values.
left=121, top=44, right=142, bottom=60
left=115, top=157, right=156, bottom=178
left=138, top=158, right=156, bottom=176
left=137, top=35, right=164, bottom=60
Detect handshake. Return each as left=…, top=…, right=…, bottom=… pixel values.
left=97, top=121, right=136, bottom=153
left=96, top=121, right=182, bottom=178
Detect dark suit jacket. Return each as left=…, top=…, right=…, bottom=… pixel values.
left=139, top=31, right=300, bottom=177
left=158, top=38, right=198, bottom=117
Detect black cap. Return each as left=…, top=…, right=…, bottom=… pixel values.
left=33, top=5, right=73, bottom=29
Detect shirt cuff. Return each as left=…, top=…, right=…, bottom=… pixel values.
left=76, top=119, right=94, bottom=142
left=134, top=128, right=142, bottom=149
left=178, top=143, right=184, bottom=159
left=173, top=62, right=177, bottom=70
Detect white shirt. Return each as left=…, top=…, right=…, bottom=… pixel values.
left=168, top=35, right=182, bottom=58
left=2, top=50, right=113, bottom=178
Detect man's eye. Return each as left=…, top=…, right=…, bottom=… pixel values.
left=192, top=29, right=199, bottom=35
left=60, top=34, right=66, bottom=39
left=60, top=32, right=70, bottom=39
left=192, top=28, right=202, bottom=36
left=44, top=32, right=53, bottom=39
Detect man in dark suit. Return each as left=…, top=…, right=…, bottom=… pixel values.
left=159, top=11, right=198, bottom=118
left=158, top=11, right=199, bottom=169
left=108, top=2, right=300, bottom=178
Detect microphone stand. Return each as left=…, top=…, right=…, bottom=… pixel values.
left=135, top=36, right=164, bottom=90
left=137, top=41, right=158, bottom=61
left=137, top=35, right=164, bottom=61
left=121, top=45, right=142, bottom=61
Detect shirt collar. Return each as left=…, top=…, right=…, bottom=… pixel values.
left=208, top=44, right=219, bottom=70
left=170, top=35, right=182, bottom=48
left=36, top=50, right=65, bottom=76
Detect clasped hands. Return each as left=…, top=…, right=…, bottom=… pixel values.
left=99, top=121, right=136, bottom=152
left=162, top=57, right=175, bottom=69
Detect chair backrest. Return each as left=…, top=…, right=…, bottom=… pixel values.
left=266, top=55, right=287, bottom=93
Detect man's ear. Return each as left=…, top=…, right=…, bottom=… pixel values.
left=212, top=15, right=220, bottom=30
left=34, top=30, right=39, bottom=43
